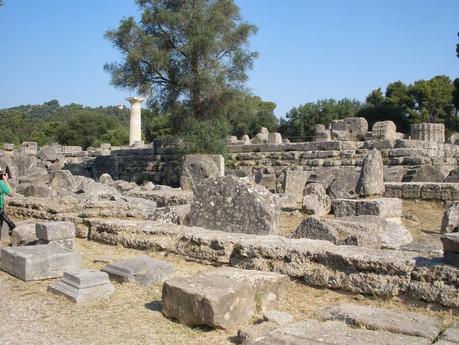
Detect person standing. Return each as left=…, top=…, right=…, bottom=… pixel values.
left=0, top=167, right=15, bottom=234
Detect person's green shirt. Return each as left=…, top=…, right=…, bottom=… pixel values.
left=0, top=180, right=12, bottom=209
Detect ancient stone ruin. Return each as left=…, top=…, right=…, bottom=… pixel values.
left=0, top=118, right=458, bottom=343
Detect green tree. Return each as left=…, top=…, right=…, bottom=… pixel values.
left=225, top=91, right=278, bottom=137
left=55, top=111, right=128, bottom=149
left=105, top=0, right=258, bottom=131
left=453, top=78, right=459, bottom=111
left=279, top=98, right=361, bottom=141
left=177, top=117, right=230, bottom=155
left=408, top=76, right=454, bottom=124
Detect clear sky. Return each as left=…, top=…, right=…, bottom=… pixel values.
left=0, top=0, right=458, bottom=117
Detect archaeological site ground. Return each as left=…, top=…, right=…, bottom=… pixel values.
left=0, top=117, right=458, bottom=345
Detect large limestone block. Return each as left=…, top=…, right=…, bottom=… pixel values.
left=441, top=233, right=459, bottom=252
left=179, top=154, right=222, bottom=191
left=332, top=198, right=402, bottom=218
left=372, top=121, right=397, bottom=140
left=267, top=132, right=282, bottom=144
left=11, top=222, right=38, bottom=246
left=162, top=268, right=288, bottom=329
left=49, top=170, right=79, bottom=192
left=48, top=269, right=115, bottom=303
left=188, top=176, right=279, bottom=235
left=308, top=167, right=360, bottom=200
left=283, top=170, right=312, bottom=203
left=35, top=221, right=76, bottom=241
left=102, top=255, right=175, bottom=286
left=316, top=304, right=442, bottom=341
left=247, top=319, right=430, bottom=345
left=209, top=267, right=289, bottom=312
left=403, top=165, right=448, bottom=183
left=291, top=215, right=412, bottom=249
left=441, top=202, right=459, bottom=233
left=302, top=183, right=331, bottom=216
left=411, top=123, right=445, bottom=143
left=357, top=149, right=384, bottom=196
left=0, top=245, right=80, bottom=281
left=330, top=117, right=368, bottom=141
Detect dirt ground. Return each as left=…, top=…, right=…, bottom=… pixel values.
left=0, top=200, right=456, bottom=345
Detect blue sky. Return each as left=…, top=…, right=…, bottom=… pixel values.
left=0, top=0, right=458, bottom=117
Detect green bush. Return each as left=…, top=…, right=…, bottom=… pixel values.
left=177, top=118, right=230, bottom=156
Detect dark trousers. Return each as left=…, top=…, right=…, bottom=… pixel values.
left=0, top=208, right=15, bottom=231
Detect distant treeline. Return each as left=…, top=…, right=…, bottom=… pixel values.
left=1, top=75, right=458, bottom=150
left=280, top=75, right=459, bottom=141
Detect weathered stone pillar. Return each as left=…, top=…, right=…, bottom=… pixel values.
left=126, top=97, right=145, bottom=146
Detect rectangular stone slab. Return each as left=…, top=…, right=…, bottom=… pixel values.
left=332, top=198, right=402, bottom=218
left=35, top=221, right=75, bottom=241
left=61, top=269, right=111, bottom=289
left=102, top=255, right=175, bottom=286
left=316, top=303, right=441, bottom=341
left=248, top=320, right=430, bottom=345
left=0, top=245, right=80, bottom=281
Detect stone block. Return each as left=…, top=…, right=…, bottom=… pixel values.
left=37, top=238, right=75, bottom=250
left=102, top=255, right=175, bottom=286
left=247, top=319, right=430, bottom=345
left=332, top=198, right=402, bottom=218
left=372, top=121, right=397, bottom=140
left=3, top=143, right=14, bottom=151
left=441, top=326, right=459, bottom=344
left=411, top=123, right=445, bottom=143
left=267, top=132, right=282, bottom=144
left=188, top=176, right=279, bottom=235
left=292, top=215, right=412, bottom=249
left=284, top=170, right=312, bottom=203
left=35, top=221, right=75, bottom=241
left=162, top=267, right=288, bottom=328
left=277, top=192, right=297, bottom=210
left=442, top=203, right=459, bottom=233
left=0, top=245, right=81, bottom=281
left=48, top=269, right=115, bottom=303
left=316, top=303, right=441, bottom=341
left=441, top=233, right=459, bottom=252
left=10, top=222, right=38, bottom=246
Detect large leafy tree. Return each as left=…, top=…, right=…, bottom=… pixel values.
left=359, top=76, right=456, bottom=134
left=279, top=98, right=361, bottom=141
left=105, top=0, right=258, bottom=130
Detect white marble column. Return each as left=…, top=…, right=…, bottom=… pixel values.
left=126, top=96, right=145, bottom=145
